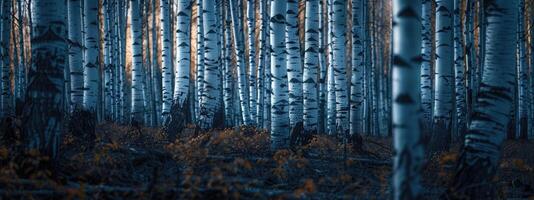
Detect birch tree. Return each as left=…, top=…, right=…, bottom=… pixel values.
left=83, top=0, right=100, bottom=115
left=286, top=0, right=303, bottom=128
left=327, top=55, right=336, bottom=135
left=330, top=0, right=348, bottom=134
left=421, top=0, right=433, bottom=136
left=350, top=0, right=364, bottom=136
left=130, top=0, right=145, bottom=123
left=392, top=1, right=423, bottom=199
left=256, top=0, right=268, bottom=127
left=160, top=0, right=173, bottom=121
left=0, top=0, right=12, bottom=117
left=270, top=0, right=289, bottom=149
left=326, top=0, right=336, bottom=134
left=263, top=0, right=272, bottom=130
left=23, top=0, right=67, bottom=158
left=196, top=0, right=204, bottom=121
left=15, top=0, right=26, bottom=103
left=151, top=0, right=161, bottom=125
left=229, top=0, right=253, bottom=125
left=112, top=1, right=121, bottom=121
left=118, top=1, right=128, bottom=123
left=449, top=0, right=518, bottom=198
left=454, top=0, right=466, bottom=139
left=303, top=0, right=319, bottom=134
left=223, top=5, right=234, bottom=127
left=247, top=0, right=257, bottom=124
left=104, top=0, right=114, bottom=119
left=431, top=0, right=454, bottom=152
left=318, top=0, right=326, bottom=133
left=517, top=0, right=528, bottom=139
left=198, top=0, right=222, bottom=129
left=173, top=0, right=192, bottom=110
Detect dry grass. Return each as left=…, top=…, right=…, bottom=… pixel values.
left=0, top=124, right=533, bottom=199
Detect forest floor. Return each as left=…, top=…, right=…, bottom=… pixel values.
left=0, top=123, right=533, bottom=199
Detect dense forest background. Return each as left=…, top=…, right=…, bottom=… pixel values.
left=0, top=0, right=533, bottom=199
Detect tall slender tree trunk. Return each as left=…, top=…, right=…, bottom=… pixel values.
left=229, top=0, right=252, bottom=125
left=326, top=0, right=336, bottom=135
left=263, top=0, right=272, bottom=130
left=15, top=0, right=26, bottom=104
left=392, top=1, right=423, bottom=199
left=69, top=0, right=84, bottom=111
left=0, top=0, right=12, bottom=117
left=362, top=0, right=370, bottom=135
left=350, top=0, right=363, bottom=136
left=318, top=0, right=326, bottom=134
left=303, top=0, right=319, bottom=134
left=465, top=0, right=475, bottom=125
left=247, top=0, right=257, bottom=125
left=142, top=0, right=155, bottom=126
left=160, top=0, right=173, bottom=121
left=454, top=0, right=466, bottom=140
left=517, top=0, right=528, bottom=139
left=421, top=0, right=433, bottom=138
left=104, top=0, right=114, bottom=120
left=151, top=0, right=162, bottom=126
left=330, top=0, right=348, bottom=135
left=24, top=0, right=67, bottom=158
left=173, top=0, right=192, bottom=108
left=223, top=5, right=234, bottom=127
left=270, top=0, right=289, bottom=149
left=431, top=0, right=454, bottom=152
left=199, top=0, right=222, bottom=129
left=195, top=0, right=204, bottom=122
left=112, top=1, right=120, bottom=121
left=119, top=1, right=129, bottom=124
left=83, top=0, right=100, bottom=115
left=130, top=0, right=145, bottom=123
left=449, top=0, right=518, bottom=198
left=327, top=62, right=336, bottom=135
left=256, top=0, right=268, bottom=128
left=286, top=0, right=303, bottom=129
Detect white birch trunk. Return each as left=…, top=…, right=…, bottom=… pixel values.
left=68, top=0, right=84, bottom=110
left=450, top=0, right=518, bottom=198
left=350, top=0, right=364, bottom=136
left=160, top=0, right=173, bottom=121
left=431, top=0, right=454, bottom=151
left=420, top=0, right=433, bottom=135
left=331, top=0, right=348, bottom=134
left=83, top=0, right=100, bottom=116
left=223, top=5, right=234, bottom=127
left=247, top=0, right=257, bottom=124
left=130, top=0, right=145, bottom=123
left=286, top=0, right=303, bottom=128
left=270, top=0, right=289, bottom=149
left=392, top=0, right=423, bottom=199
left=229, top=0, right=253, bottom=125
left=517, top=0, right=528, bottom=139
left=256, top=0, right=268, bottom=128
left=173, top=0, right=192, bottom=107
left=198, top=0, right=222, bottom=129
left=0, top=0, right=12, bottom=117
left=454, top=0, right=466, bottom=139
left=24, top=0, right=67, bottom=158
left=303, top=0, right=319, bottom=133
left=195, top=0, right=204, bottom=121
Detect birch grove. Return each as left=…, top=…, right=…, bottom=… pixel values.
left=2, top=1, right=534, bottom=199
